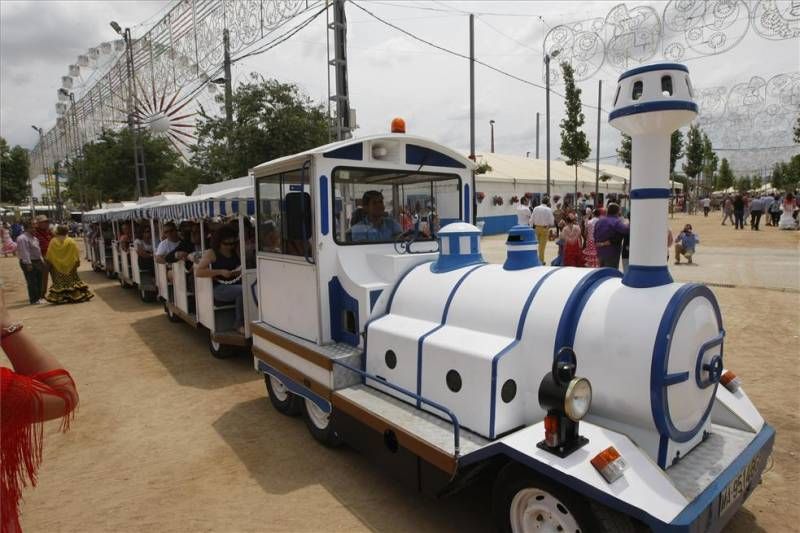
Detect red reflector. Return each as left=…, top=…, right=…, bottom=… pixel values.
left=720, top=370, right=741, bottom=392
left=591, top=446, right=627, bottom=484
left=544, top=415, right=559, bottom=448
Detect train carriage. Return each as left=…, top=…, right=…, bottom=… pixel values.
left=248, top=65, right=774, bottom=533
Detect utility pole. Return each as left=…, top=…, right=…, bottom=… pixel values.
left=535, top=112, right=540, bottom=159
left=112, top=22, right=148, bottom=198
left=489, top=120, right=495, bottom=153
left=544, top=51, right=559, bottom=198
left=329, top=0, right=351, bottom=140
left=595, top=80, right=602, bottom=201
left=469, top=14, right=475, bottom=161
left=223, top=29, right=233, bottom=153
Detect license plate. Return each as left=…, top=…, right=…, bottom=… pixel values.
left=719, top=453, right=761, bottom=517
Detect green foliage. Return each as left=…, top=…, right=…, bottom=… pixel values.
left=717, top=158, right=734, bottom=190
left=794, top=116, right=800, bottom=144
left=558, top=62, right=591, bottom=176
left=474, top=160, right=492, bottom=175
left=192, top=75, right=329, bottom=181
left=0, top=137, right=30, bottom=205
left=682, top=125, right=704, bottom=180
left=772, top=154, right=800, bottom=191
left=71, top=128, right=180, bottom=205
left=617, top=133, right=631, bottom=169
left=701, top=133, right=718, bottom=190
left=736, top=176, right=752, bottom=192
left=752, top=176, right=762, bottom=191
left=155, top=163, right=207, bottom=194
left=670, top=130, right=684, bottom=176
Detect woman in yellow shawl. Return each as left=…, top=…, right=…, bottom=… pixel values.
left=45, top=225, right=93, bottom=304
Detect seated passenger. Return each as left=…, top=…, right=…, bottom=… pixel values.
left=155, top=223, right=181, bottom=264
left=195, top=226, right=244, bottom=334
left=133, top=227, right=155, bottom=271
left=350, top=190, right=402, bottom=243
left=118, top=222, right=132, bottom=250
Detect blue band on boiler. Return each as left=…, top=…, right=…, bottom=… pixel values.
left=630, top=188, right=671, bottom=199
left=609, top=100, right=698, bottom=121
left=622, top=264, right=673, bottom=288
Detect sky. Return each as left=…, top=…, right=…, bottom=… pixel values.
left=1, top=0, right=797, bottom=174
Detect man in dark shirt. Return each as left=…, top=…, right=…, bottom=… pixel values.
left=593, top=203, right=629, bottom=269
left=733, top=194, right=745, bottom=230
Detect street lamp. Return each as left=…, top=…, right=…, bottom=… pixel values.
left=544, top=49, right=560, bottom=199
left=489, top=120, right=496, bottom=154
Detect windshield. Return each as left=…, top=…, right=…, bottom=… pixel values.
left=332, top=167, right=461, bottom=245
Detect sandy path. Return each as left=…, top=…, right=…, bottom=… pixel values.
left=1, top=214, right=797, bottom=532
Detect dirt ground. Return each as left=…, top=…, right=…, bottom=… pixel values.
left=1, top=213, right=798, bottom=533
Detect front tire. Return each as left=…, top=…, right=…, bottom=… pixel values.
left=302, top=397, right=341, bottom=447
left=208, top=332, right=234, bottom=359
left=491, top=463, right=634, bottom=533
left=265, top=375, right=303, bottom=416
left=164, top=302, right=181, bottom=323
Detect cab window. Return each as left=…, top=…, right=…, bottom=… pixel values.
left=256, top=169, right=312, bottom=256
left=332, top=167, right=461, bottom=245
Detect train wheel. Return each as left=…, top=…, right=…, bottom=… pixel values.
left=265, top=375, right=303, bottom=416
left=491, top=463, right=634, bottom=533
left=302, top=397, right=341, bottom=447
left=208, top=333, right=234, bottom=359
left=164, top=303, right=181, bottom=323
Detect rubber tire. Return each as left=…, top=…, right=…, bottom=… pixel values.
left=264, top=375, right=303, bottom=416
left=208, top=332, right=234, bottom=359
left=302, top=397, right=342, bottom=447
left=164, top=302, right=182, bottom=323
left=140, top=288, right=153, bottom=303
left=491, top=462, right=634, bottom=533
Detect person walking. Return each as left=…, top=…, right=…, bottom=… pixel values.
left=44, top=225, right=94, bottom=304
left=762, top=194, right=774, bottom=226
left=582, top=209, right=600, bottom=268
left=674, top=223, right=700, bottom=264
left=721, top=196, right=734, bottom=226
left=15, top=221, right=46, bottom=304
left=1, top=223, right=17, bottom=257
left=515, top=196, right=532, bottom=227
left=1, top=283, right=79, bottom=533
left=561, top=212, right=584, bottom=267
left=749, top=196, right=763, bottom=230
left=701, top=196, right=711, bottom=217
left=531, top=198, right=554, bottom=264
left=593, top=203, right=629, bottom=269
left=769, top=194, right=782, bottom=227
left=33, top=215, right=53, bottom=297
left=733, top=194, right=745, bottom=230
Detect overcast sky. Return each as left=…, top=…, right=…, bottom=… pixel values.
left=1, top=0, right=797, bottom=171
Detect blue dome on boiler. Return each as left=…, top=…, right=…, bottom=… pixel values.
left=431, top=223, right=484, bottom=273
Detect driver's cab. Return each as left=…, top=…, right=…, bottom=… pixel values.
left=252, top=133, right=474, bottom=349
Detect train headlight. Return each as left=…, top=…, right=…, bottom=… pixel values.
left=564, top=377, right=592, bottom=421
left=537, top=347, right=590, bottom=458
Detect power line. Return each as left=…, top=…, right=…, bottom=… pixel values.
left=370, top=0, right=545, bottom=17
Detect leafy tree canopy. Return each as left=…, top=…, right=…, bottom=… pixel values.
left=192, top=74, right=329, bottom=181
left=682, top=124, right=704, bottom=180
left=717, top=158, right=734, bottom=190
left=1, top=137, right=30, bottom=205
left=670, top=130, right=684, bottom=176
left=617, top=133, right=631, bottom=169
left=558, top=63, right=591, bottom=169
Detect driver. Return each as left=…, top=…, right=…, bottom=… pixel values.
left=351, top=190, right=402, bottom=242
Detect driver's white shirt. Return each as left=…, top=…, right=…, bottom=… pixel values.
left=155, top=238, right=180, bottom=257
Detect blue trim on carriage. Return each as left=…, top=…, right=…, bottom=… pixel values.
left=623, top=264, right=673, bottom=288
left=405, top=144, right=466, bottom=168
left=464, top=183, right=470, bottom=222
left=630, top=188, right=671, bottom=199
left=617, top=62, right=688, bottom=81
left=320, top=175, right=329, bottom=235
left=651, top=284, right=724, bottom=467
left=609, top=100, right=698, bottom=121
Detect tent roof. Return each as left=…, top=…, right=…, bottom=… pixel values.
left=471, top=153, right=630, bottom=186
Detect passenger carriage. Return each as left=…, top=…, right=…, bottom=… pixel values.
left=150, top=177, right=258, bottom=358
left=247, top=68, right=774, bottom=533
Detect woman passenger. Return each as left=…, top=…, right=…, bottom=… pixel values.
left=133, top=226, right=155, bottom=271
left=195, top=226, right=244, bottom=334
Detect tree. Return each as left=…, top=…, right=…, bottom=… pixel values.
left=155, top=163, right=207, bottom=194
left=752, top=175, right=762, bottom=191
left=617, top=133, right=631, bottom=169
left=701, top=133, right=718, bottom=191
left=192, top=75, right=329, bottom=181
left=0, top=137, right=30, bottom=205
left=558, top=62, right=591, bottom=199
left=794, top=116, right=800, bottom=144
left=717, top=158, right=734, bottom=190
left=736, top=176, right=751, bottom=192
left=682, top=124, right=704, bottom=204
left=669, top=130, right=684, bottom=176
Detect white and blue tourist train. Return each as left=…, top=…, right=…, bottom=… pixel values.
left=89, top=63, right=774, bottom=532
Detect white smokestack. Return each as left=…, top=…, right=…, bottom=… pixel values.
left=609, top=63, right=698, bottom=288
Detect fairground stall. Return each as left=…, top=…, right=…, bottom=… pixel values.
left=149, top=177, right=257, bottom=357
left=248, top=67, right=774, bottom=533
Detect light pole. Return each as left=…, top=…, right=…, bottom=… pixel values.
left=544, top=50, right=560, bottom=199
left=111, top=20, right=148, bottom=198
left=30, top=126, right=46, bottom=218
left=489, top=119, right=495, bottom=153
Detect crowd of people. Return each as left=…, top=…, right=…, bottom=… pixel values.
left=518, top=196, right=702, bottom=270
left=716, top=192, right=799, bottom=231
left=2, top=215, right=93, bottom=306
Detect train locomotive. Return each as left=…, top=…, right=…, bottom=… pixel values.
left=84, top=61, right=771, bottom=532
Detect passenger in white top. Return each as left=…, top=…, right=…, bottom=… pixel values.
left=155, top=223, right=181, bottom=264
left=531, top=199, right=554, bottom=264
left=515, top=196, right=532, bottom=226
